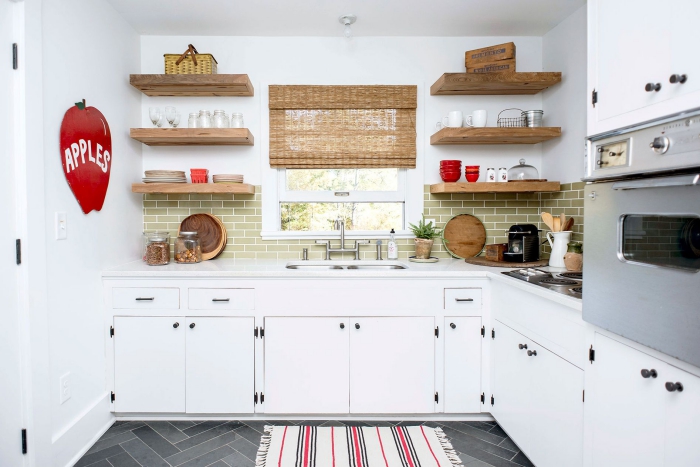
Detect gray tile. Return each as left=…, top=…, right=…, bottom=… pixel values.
left=182, top=421, right=226, bottom=437
left=232, top=426, right=263, bottom=446
left=292, top=420, right=326, bottom=427
left=241, top=420, right=268, bottom=433
left=440, top=421, right=506, bottom=445
left=319, top=420, right=345, bottom=427
left=208, top=462, right=230, bottom=467
left=147, top=421, right=189, bottom=444
left=86, top=431, right=137, bottom=455
left=100, top=422, right=147, bottom=441
left=169, top=421, right=196, bottom=430
left=167, top=431, right=240, bottom=466
left=488, top=425, right=508, bottom=438
left=75, top=445, right=125, bottom=467
left=107, top=453, right=141, bottom=467
left=510, top=451, right=535, bottom=467
left=353, top=420, right=394, bottom=427
left=175, top=422, right=242, bottom=451
left=227, top=437, right=259, bottom=462
left=459, top=452, right=498, bottom=467
left=341, top=421, right=372, bottom=427
left=462, top=421, right=496, bottom=433
left=221, top=450, right=255, bottom=467
left=265, top=420, right=294, bottom=426
left=179, top=445, right=235, bottom=467
left=395, top=421, right=426, bottom=426
left=440, top=425, right=517, bottom=462
left=498, top=436, right=519, bottom=452
left=83, top=460, right=112, bottom=467
left=133, top=425, right=180, bottom=458
left=120, top=438, right=170, bottom=467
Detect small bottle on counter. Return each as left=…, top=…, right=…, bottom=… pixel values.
left=498, top=167, right=508, bottom=182
left=486, top=168, right=496, bottom=182
left=387, top=229, right=398, bottom=260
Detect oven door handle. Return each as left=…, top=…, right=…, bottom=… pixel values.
left=612, top=174, right=699, bottom=190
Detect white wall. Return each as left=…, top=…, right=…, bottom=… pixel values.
left=140, top=36, right=546, bottom=185
left=541, top=6, right=588, bottom=183
left=39, top=0, right=142, bottom=465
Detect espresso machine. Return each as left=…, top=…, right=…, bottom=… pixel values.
left=503, top=224, right=540, bottom=263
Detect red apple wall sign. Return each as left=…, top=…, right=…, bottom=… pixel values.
left=60, top=100, right=112, bottom=214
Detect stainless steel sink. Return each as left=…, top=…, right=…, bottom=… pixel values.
left=285, top=260, right=407, bottom=270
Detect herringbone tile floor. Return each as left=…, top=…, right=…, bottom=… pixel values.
left=75, top=420, right=534, bottom=467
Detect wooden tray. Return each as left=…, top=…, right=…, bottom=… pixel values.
left=464, top=257, right=549, bottom=268
left=179, top=213, right=226, bottom=260
left=442, top=214, right=486, bottom=259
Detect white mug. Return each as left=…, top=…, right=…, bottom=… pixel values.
left=442, top=110, right=464, bottom=128
left=471, top=110, right=488, bottom=127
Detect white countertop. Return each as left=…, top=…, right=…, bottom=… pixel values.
left=103, top=258, right=582, bottom=311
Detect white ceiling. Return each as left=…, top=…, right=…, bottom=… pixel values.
left=105, top=0, right=586, bottom=37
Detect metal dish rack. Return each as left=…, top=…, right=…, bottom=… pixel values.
left=497, top=108, right=526, bottom=128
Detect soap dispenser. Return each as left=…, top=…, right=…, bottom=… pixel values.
left=387, top=229, right=398, bottom=260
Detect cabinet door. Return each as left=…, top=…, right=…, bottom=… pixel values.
left=114, top=317, right=185, bottom=413
left=350, top=317, right=435, bottom=413
left=528, top=344, right=583, bottom=467
left=669, top=1, right=700, bottom=99
left=264, top=317, right=350, bottom=414
left=492, top=322, right=532, bottom=453
left=663, top=365, right=700, bottom=467
left=185, top=317, right=254, bottom=413
left=588, top=334, right=665, bottom=467
left=444, top=317, right=482, bottom=413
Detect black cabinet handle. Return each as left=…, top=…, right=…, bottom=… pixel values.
left=665, top=382, right=684, bottom=392
left=173, top=322, right=179, bottom=328
left=645, top=83, right=662, bottom=92
left=340, top=323, right=345, bottom=329
left=454, top=298, right=474, bottom=302
left=670, top=74, right=687, bottom=84
left=135, top=297, right=154, bottom=301
left=519, top=344, right=528, bottom=350
left=450, top=323, right=456, bottom=329
left=212, top=298, right=230, bottom=302
left=641, top=369, right=658, bottom=378
left=189, top=323, right=196, bottom=329
left=355, top=323, right=360, bottom=330
left=527, top=350, right=537, bottom=357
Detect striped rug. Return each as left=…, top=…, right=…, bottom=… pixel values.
left=255, top=425, right=463, bottom=467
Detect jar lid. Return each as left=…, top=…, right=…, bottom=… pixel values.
left=146, top=231, right=169, bottom=242
left=231, top=112, right=243, bottom=117
left=189, top=112, right=198, bottom=117
left=179, top=231, right=198, bottom=237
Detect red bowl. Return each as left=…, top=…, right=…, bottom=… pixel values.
left=440, top=161, right=462, bottom=166
left=465, top=169, right=480, bottom=174
left=465, top=173, right=480, bottom=183
left=440, top=159, right=461, bottom=164
left=440, top=170, right=461, bottom=175
left=441, top=173, right=461, bottom=183
left=464, top=165, right=480, bottom=169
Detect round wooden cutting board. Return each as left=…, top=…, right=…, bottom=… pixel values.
left=442, top=214, right=487, bottom=259
left=179, top=213, right=226, bottom=260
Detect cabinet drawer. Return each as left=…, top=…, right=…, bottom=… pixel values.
left=112, top=288, right=179, bottom=309
left=444, top=288, right=482, bottom=311
left=188, top=288, right=255, bottom=310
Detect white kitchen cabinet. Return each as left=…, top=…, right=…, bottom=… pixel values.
left=443, top=317, right=482, bottom=413
left=264, top=317, right=350, bottom=414
left=185, top=317, right=254, bottom=413
left=114, top=317, right=186, bottom=413
left=588, top=333, right=700, bottom=467
left=350, top=317, right=435, bottom=414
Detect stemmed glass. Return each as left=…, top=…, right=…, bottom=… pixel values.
left=171, top=113, right=181, bottom=128
left=149, top=107, right=161, bottom=127
left=165, top=106, right=177, bottom=127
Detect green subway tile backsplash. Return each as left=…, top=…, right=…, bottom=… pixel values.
left=142, top=182, right=585, bottom=260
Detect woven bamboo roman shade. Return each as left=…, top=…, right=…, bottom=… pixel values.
left=269, top=85, right=417, bottom=169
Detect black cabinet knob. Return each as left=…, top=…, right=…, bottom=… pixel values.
left=665, top=382, right=684, bottom=392
left=670, top=74, right=687, bottom=84
left=173, top=322, right=179, bottom=328
left=355, top=323, right=360, bottom=330
left=518, top=344, right=528, bottom=350
left=641, top=369, right=658, bottom=378
left=340, top=323, right=345, bottom=329
left=645, top=82, right=662, bottom=92
left=450, top=323, right=456, bottom=329
left=527, top=350, right=537, bottom=357
left=189, top=323, right=196, bottom=329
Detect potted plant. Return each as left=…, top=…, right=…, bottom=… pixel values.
left=408, top=216, right=443, bottom=259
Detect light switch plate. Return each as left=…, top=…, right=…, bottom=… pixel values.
left=55, top=212, right=67, bottom=240
left=424, top=218, right=436, bottom=226
left=59, top=373, right=71, bottom=404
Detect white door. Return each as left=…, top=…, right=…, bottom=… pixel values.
left=350, top=317, right=435, bottom=414
left=264, top=317, right=350, bottom=414
left=186, top=317, right=254, bottom=414
left=588, top=333, right=665, bottom=467
left=668, top=1, right=700, bottom=99
left=0, top=0, right=25, bottom=464
left=114, top=317, right=186, bottom=412
left=491, top=322, right=531, bottom=453
left=528, top=344, right=584, bottom=467
left=444, top=317, right=482, bottom=413
left=663, top=365, right=700, bottom=467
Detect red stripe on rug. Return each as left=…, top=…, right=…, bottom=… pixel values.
left=376, top=427, right=389, bottom=467
left=397, top=427, right=416, bottom=467
left=279, top=426, right=289, bottom=467
left=303, top=426, right=311, bottom=467
left=331, top=427, right=336, bottom=467
left=420, top=426, right=441, bottom=466
left=352, top=427, right=363, bottom=467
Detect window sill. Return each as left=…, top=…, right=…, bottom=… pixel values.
left=260, top=230, right=416, bottom=241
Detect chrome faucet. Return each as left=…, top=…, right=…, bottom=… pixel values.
left=315, top=218, right=370, bottom=260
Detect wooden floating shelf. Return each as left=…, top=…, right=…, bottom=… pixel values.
left=431, top=127, right=561, bottom=145
left=130, top=74, right=254, bottom=96
left=431, top=181, right=561, bottom=194
left=430, top=72, right=562, bottom=95
left=130, top=128, right=254, bottom=146
left=132, top=183, right=256, bottom=195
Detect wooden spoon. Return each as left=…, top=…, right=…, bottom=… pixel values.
left=541, top=212, right=554, bottom=231
left=560, top=213, right=566, bottom=229
left=563, top=217, right=575, bottom=232
left=553, top=217, right=561, bottom=232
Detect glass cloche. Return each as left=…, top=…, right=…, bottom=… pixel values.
left=507, top=159, right=539, bottom=180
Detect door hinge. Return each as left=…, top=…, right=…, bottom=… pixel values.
left=435, top=326, right=439, bottom=338
left=434, top=392, right=439, bottom=403
left=491, top=395, right=495, bottom=406
left=480, top=392, right=485, bottom=404
left=254, top=392, right=258, bottom=404
left=481, top=326, right=485, bottom=337
left=589, top=345, right=595, bottom=363
left=254, top=327, right=258, bottom=338
left=21, top=429, right=27, bottom=454
left=491, top=328, right=495, bottom=339
left=16, top=239, right=21, bottom=265
left=110, top=326, right=114, bottom=338
left=261, top=393, right=264, bottom=403
left=13, top=43, right=18, bottom=70
left=110, top=392, right=115, bottom=403
left=592, top=89, right=597, bottom=107
left=582, top=390, right=585, bottom=402
left=260, top=328, right=264, bottom=338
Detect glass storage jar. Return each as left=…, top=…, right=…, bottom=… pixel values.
left=188, top=112, right=199, bottom=128
left=507, top=158, right=540, bottom=180
left=198, top=110, right=212, bottom=128
left=175, top=231, right=202, bottom=263
left=213, top=110, right=229, bottom=128
left=230, top=112, right=244, bottom=128
left=144, top=232, right=170, bottom=266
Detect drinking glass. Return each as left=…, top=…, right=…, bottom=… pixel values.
left=156, top=114, right=165, bottom=128
left=165, top=106, right=177, bottom=127
left=149, top=107, right=161, bottom=127
left=171, top=113, right=181, bottom=128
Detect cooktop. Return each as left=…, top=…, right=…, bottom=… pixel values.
left=501, top=268, right=582, bottom=299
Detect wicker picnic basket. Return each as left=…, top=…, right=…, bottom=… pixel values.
left=164, top=44, right=218, bottom=74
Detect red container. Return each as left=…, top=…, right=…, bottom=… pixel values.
left=191, top=174, right=209, bottom=183
left=465, top=165, right=480, bottom=172
left=440, top=159, right=461, bottom=164
left=190, top=168, right=209, bottom=175
left=441, top=173, right=461, bottom=183
left=465, top=172, right=480, bottom=182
